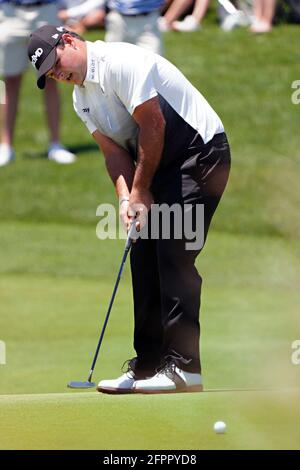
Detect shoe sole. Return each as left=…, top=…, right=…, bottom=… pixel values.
left=96, top=386, right=136, bottom=395
left=133, top=384, right=203, bottom=394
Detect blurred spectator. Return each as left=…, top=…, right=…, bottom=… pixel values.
left=218, top=0, right=251, bottom=31
left=250, top=0, right=275, bottom=32
left=158, top=0, right=210, bottom=31
left=0, top=0, right=76, bottom=167
left=58, top=0, right=106, bottom=34
left=105, top=0, right=165, bottom=55
left=158, top=0, right=250, bottom=32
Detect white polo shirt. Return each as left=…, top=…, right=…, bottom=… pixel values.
left=73, top=41, right=224, bottom=163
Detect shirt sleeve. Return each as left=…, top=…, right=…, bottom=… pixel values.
left=73, top=88, right=98, bottom=134
left=107, top=54, right=158, bottom=115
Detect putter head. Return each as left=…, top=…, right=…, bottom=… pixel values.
left=67, top=381, right=96, bottom=389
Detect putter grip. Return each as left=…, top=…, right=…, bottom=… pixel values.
left=125, top=222, right=136, bottom=251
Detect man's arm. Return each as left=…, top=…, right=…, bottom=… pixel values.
left=92, top=130, right=135, bottom=198
left=130, top=96, right=166, bottom=213
left=92, top=130, right=135, bottom=229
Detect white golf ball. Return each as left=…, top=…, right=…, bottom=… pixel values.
left=213, top=421, right=227, bottom=434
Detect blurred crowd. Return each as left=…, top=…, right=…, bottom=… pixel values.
left=0, top=0, right=298, bottom=167
left=58, top=0, right=299, bottom=35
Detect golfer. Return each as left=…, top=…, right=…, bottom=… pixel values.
left=28, top=25, right=231, bottom=394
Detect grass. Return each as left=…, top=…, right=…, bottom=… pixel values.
left=0, top=227, right=299, bottom=393
left=0, top=390, right=299, bottom=450
left=0, top=22, right=299, bottom=449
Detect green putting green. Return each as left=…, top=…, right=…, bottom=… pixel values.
left=0, top=390, right=299, bottom=449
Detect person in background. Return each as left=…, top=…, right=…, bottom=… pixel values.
left=158, top=0, right=210, bottom=32
left=58, top=0, right=106, bottom=35
left=105, top=0, right=165, bottom=55
left=218, top=0, right=251, bottom=32
left=158, top=0, right=250, bottom=33
left=250, top=0, right=275, bottom=33
left=0, top=0, right=76, bottom=167
left=158, top=0, right=250, bottom=32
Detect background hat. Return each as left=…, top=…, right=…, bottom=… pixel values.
left=28, top=25, right=67, bottom=89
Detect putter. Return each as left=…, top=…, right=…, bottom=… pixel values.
left=68, top=222, right=137, bottom=389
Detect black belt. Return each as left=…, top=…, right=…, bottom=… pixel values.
left=121, top=11, right=154, bottom=18
left=10, top=2, right=48, bottom=7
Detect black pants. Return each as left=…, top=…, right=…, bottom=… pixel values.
left=130, top=132, right=231, bottom=375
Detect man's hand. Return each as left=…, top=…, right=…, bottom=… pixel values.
left=119, top=198, right=130, bottom=231
left=128, top=188, right=154, bottom=232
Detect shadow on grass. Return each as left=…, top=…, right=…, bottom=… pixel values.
left=23, top=143, right=99, bottom=160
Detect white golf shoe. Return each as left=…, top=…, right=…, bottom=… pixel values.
left=157, top=17, right=172, bottom=32
left=97, top=358, right=154, bottom=394
left=221, top=12, right=250, bottom=32
left=0, top=144, right=15, bottom=167
left=133, top=365, right=203, bottom=394
left=250, top=19, right=272, bottom=34
left=48, top=143, right=76, bottom=164
left=97, top=372, right=136, bottom=394
left=172, top=15, right=201, bottom=32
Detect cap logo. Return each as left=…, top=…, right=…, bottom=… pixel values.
left=52, top=34, right=59, bottom=40
left=31, top=48, right=43, bottom=67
